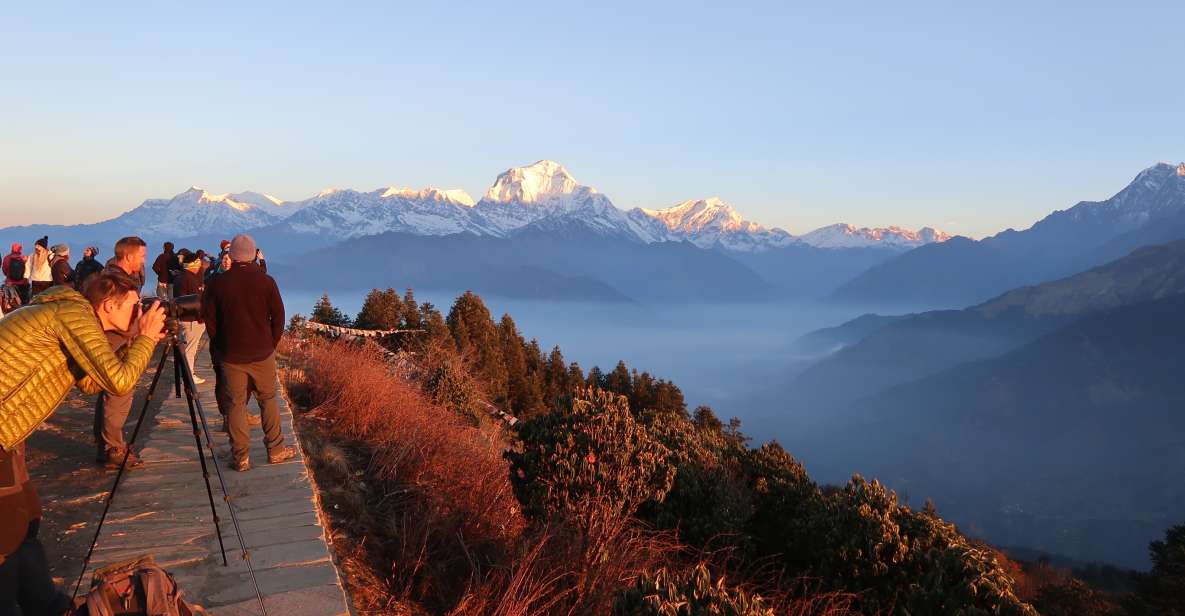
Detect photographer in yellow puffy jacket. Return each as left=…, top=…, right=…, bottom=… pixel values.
left=0, top=272, right=166, bottom=615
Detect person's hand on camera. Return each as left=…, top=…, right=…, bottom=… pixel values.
left=256, top=249, right=265, bottom=260
left=138, top=300, right=168, bottom=342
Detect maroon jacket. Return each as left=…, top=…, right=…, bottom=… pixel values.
left=200, top=262, right=285, bottom=364
left=2, top=252, right=27, bottom=285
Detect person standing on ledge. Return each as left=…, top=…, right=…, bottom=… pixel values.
left=151, top=241, right=175, bottom=301
left=0, top=273, right=166, bottom=615
left=200, top=234, right=294, bottom=472
left=174, top=252, right=208, bottom=384
left=94, top=236, right=148, bottom=469
left=2, top=243, right=29, bottom=307
left=49, top=244, right=73, bottom=287
left=26, top=237, right=52, bottom=297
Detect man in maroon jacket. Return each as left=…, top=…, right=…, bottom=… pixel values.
left=200, top=234, right=295, bottom=471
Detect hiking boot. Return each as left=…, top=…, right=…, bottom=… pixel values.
left=228, top=456, right=251, bottom=472
left=103, top=447, right=144, bottom=470
left=267, top=446, right=296, bottom=464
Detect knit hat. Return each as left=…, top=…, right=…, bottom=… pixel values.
left=9, top=243, right=20, bottom=253
left=182, top=251, right=202, bottom=272
left=35, top=236, right=48, bottom=249
left=51, top=244, right=69, bottom=256
left=219, top=239, right=231, bottom=250
left=229, top=234, right=256, bottom=262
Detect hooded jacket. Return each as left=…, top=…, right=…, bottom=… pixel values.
left=0, top=287, right=157, bottom=450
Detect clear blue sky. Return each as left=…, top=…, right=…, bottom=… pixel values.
left=1, top=1, right=1182, bottom=238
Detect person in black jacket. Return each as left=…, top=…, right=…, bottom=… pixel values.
left=150, top=242, right=175, bottom=301
left=74, top=246, right=103, bottom=290
left=200, top=234, right=293, bottom=472
left=175, top=252, right=208, bottom=383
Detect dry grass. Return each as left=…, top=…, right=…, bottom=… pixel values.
left=282, top=336, right=856, bottom=616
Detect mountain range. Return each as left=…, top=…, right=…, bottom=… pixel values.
left=833, top=162, right=1185, bottom=308
left=775, top=237, right=1185, bottom=568
left=0, top=160, right=946, bottom=254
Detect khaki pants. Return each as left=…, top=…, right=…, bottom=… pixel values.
left=179, top=321, right=206, bottom=375
left=94, top=330, right=135, bottom=453
left=223, top=353, right=283, bottom=460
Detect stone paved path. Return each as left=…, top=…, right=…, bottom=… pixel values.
left=79, top=347, right=350, bottom=616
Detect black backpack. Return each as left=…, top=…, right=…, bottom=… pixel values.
left=7, top=256, right=25, bottom=280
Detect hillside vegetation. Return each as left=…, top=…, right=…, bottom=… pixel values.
left=282, top=288, right=1182, bottom=614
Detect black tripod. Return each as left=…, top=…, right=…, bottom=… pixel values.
left=72, top=334, right=269, bottom=615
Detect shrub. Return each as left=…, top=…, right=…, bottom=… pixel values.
left=506, top=387, right=676, bottom=529
left=642, top=411, right=754, bottom=552
left=286, top=337, right=524, bottom=609
left=615, top=563, right=775, bottom=616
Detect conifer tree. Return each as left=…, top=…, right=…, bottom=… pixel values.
left=355, top=287, right=403, bottom=330
left=311, top=293, right=350, bottom=327
left=605, top=360, right=632, bottom=396
left=402, top=288, right=422, bottom=329
left=446, top=291, right=507, bottom=403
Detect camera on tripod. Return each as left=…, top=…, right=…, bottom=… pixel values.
left=139, top=294, right=201, bottom=334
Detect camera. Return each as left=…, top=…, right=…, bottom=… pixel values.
left=140, top=294, right=201, bottom=333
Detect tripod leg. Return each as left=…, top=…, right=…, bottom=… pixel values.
left=73, top=341, right=174, bottom=602
left=174, top=346, right=183, bottom=398
left=176, top=343, right=230, bottom=566
left=174, top=341, right=270, bottom=616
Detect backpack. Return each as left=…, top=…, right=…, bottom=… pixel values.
left=7, top=255, right=25, bottom=281
left=0, top=285, right=19, bottom=313
left=72, top=555, right=208, bottom=616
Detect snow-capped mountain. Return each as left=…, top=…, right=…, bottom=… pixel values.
left=109, top=187, right=287, bottom=238
left=277, top=186, right=482, bottom=239
left=1030, top=161, right=1185, bottom=240
left=0, top=159, right=949, bottom=257
left=473, top=160, right=632, bottom=237
left=798, top=223, right=952, bottom=249
left=628, top=197, right=799, bottom=252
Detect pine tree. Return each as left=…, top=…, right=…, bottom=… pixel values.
left=402, top=288, right=422, bottom=329
left=355, top=288, right=403, bottom=330
left=446, top=291, right=507, bottom=403
left=311, top=293, right=350, bottom=327
left=605, top=360, right=632, bottom=396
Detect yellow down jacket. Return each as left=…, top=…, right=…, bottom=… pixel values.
left=0, top=286, right=157, bottom=450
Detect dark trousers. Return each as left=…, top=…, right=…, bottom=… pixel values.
left=224, top=353, right=283, bottom=460
left=29, top=281, right=52, bottom=297
left=94, top=330, right=134, bottom=453
left=0, top=522, right=69, bottom=616
left=210, top=348, right=233, bottom=417
left=12, top=284, right=29, bottom=306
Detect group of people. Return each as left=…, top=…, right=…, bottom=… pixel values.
left=0, top=232, right=291, bottom=615
left=1, top=238, right=105, bottom=312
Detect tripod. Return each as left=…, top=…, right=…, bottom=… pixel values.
left=72, top=333, right=269, bottom=616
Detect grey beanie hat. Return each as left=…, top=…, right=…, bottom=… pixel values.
left=229, top=233, right=257, bottom=262
left=51, top=243, right=69, bottom=256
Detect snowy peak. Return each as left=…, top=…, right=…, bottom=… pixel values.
left=630, top=198, right=797, bottom=251
left=642, top=197, right=754, bottom=235
left=799, top=223, right=951, bottom=249
left=483, top=160, right=589, bottom=205
left=380, top=186, right=475, bottom=207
